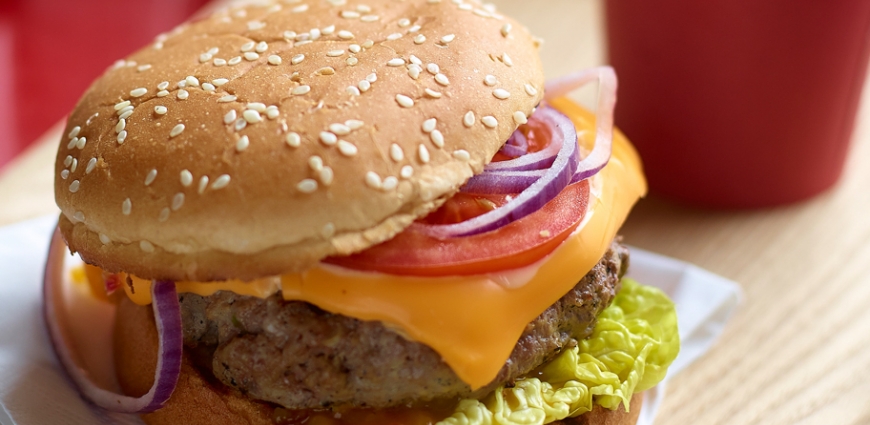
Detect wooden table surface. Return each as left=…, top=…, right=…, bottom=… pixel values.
left=2, top=1, right=870, bottom=424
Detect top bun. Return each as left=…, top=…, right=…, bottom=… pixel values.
left=54, top=0, right=545, bottom=281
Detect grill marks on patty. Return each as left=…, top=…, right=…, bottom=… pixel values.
left=179, top=240, right=628, bottom=410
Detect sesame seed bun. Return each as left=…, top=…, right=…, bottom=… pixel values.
left=55, top=0, right=544, bottom=281
left=114, top=296, right=643, bottom=425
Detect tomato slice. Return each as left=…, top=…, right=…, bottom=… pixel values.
left=324, top=181, right=590, bottom=276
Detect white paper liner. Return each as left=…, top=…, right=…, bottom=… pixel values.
left=0, top=216, right=741, bottom=425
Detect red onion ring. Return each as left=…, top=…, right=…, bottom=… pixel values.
left=415, top=105, right=579, bottom=238
left=498, top=131, right=529, bottom=158
left=460, top=169, right=544, bottom=194
left=482, top=110, right=563, bottom=172
left=43, top=229, right=182, bottom=413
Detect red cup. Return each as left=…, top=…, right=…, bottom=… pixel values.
left=606, top=0, right=870, bottom=208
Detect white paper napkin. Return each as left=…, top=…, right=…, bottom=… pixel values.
left=0, top=216, right=742, bottom=425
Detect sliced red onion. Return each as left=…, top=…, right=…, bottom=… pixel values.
left=461, top=169, right=545, bottom=194
left=43, top=230, right=183, bottom=413
left=498, top=131, right=529, bottom=158
left=416, top=106, right=579, bottom=238
left=546, top=66, right=618, bottom=183
left=482, top=114, right=562, bottom=172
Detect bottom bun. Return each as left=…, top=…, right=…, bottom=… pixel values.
left=115, top=296, right=643, bottom=425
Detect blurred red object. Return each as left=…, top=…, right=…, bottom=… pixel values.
left=0, top=0, right=209, bottom=169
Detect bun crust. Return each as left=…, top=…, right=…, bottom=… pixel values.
left=114, top=297, right=641, bottom=425
left=55, top=0, right=544, bottom=281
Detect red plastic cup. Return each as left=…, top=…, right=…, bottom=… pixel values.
left=606, top=0, right=870, bottom=208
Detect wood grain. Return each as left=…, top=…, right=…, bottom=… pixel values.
left=2, top=1, right=870, bottom=424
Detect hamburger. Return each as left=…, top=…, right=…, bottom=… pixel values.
left=43, top=1, right=680, bottom=424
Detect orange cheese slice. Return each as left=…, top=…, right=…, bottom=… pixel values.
left=120, top=99, right=647, bottom=390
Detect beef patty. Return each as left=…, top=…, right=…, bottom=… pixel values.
left=179, top=240, right=628, bottom=410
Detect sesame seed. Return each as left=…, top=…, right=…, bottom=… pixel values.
left=247, top=102, right=266, bottom=112
left=236, top=135, right=250, bottom=152
left=425, top=88, right=442, bottom=98
left=73, top=211, right=85, bottom=223
left=346, top=119, right=364, bottom=130
left=366, top=73, right=378, bottom=82
left=292, top=85, right=311, bottom=95
left=390, top=143, right=404, bottom=161
left=337, top=30, right=354, bottom=39
left=170, top=123, right=185, bottom=137
left=229, top=56, right=242, bottom=65
left=320, top=166, right=334, bottom=185
left=213, top=78, right=229, bottom=86
left=291, top=54, right=305, bottom=65
left=211, top=174, right=231, bottom=190
left=349, top=44, right=361, bottom=53
left=337, top=140, right=358, bottom=156
left=157, top=90, right=169, bottom=97
left=140, top=241, right=155, bottom=252
left=68, top=126, right=81, bottom=138
left=400, top=165, right=414, bottom=179
left=422, top=118, right=437, bottom=133
left=214, top=58, right=227, bottom=66
left=407, top=55, right=421, bottom=66
left=208, top=47, right=219, bottom=55
left=387, top=33, right=402, bottom=41
left=319, top=131, right=338, bottom=145
left=268, top=55, right=282, bottom=65
left=157, top=81, right=170, bottom=91
left=414, top=34, right=426, bottom=44
left=347, top=85, right=361, bottom=95
left=202, top=83, right=215, bottom=92
left=158, top=207, right=170, bottom=222
left=119, top=110, right=134, bottom=120
left=501, top=23, right=512, bottom=37
left=464, top=111, right=475, bottom=127
left=298, top=179, right=318, bottom=193
left=381, top=176, right=398, bottom=191
left=430, top=130, right=445, bottom=148
left=427, top=63, right=440, bottom=74
left=241, top=41, right=255, bottom=52
left=441, top=34, right=456, bottom=43
left=408, top=25, right=421, bottom=33
left=99, top=233, right=111, bottom=245
left=115, top=119, right=126, bottom=133
left=219, top=94, right=237, bottom=103
left=398, top=18, right=411, bottom=27
left=117, top=131, right=127, bottom=144
left=317, top=66, right=336, bottom=75
left=70, top=158, right=78, bottom=172
left=255, top=41, right=268, bottom=53
left=365, top=171, right=382, bottom=189
left=341, top=10, right=360, bottom=18
left=86, top=158, right=97, bottom=174
left=396, top=94, right=414, bottom=108
left=327, top=50, right=344, bottom=57
left=322, top=25, right=336, bottom=35
left=358, top=80, right=371, bottom=92
left=117, top=105, right=134, bottom=116
left=418, top=144, right=430, bottom=163
left=144, top=169, right=157, bottom=186
left=114, top=101, right=131, bottom=111
left=244, top=52, right=260, bottom=61
left=459, top=3, right=472, bottom=10
left=346, top=57, right=359, bottom=66
left=435, top=73, right=450, bottom=86
left=198, top=176, right=209, bottom=194
left=180, top=170, right=193, bottom=186
left=361, top=14, right=379, bottom=22
left=292, top=4, right=309, bottom=13
left=362, top=39, right=374, bottom=48
left=309, top=155, right=324, bottom=171
left=76, top=137, right=87, bottom=149
left=243, top=110, right=262, bottom=123
left=310, top=28, right=322, bottom=40
left=453, top=149, right=470, bottom=161
left=502, top=53, right=513, bottom=66
left=154, top=105, right=167, bottom=115
left=524, top=83, right=538, bottom=96
left=130, top=87, right=147, bottom=97
left=484, top=75, right=497, bottom=86
left=330, top=123, right=351, bottom=135
left=171, top=193, right=185, bottom=211
left=493, top=88, right=511, bottom=99
left=185, top=76, right=200, bottom=87
left=473, top=8, right=491, bottom=17
left=64, top=156, right=73, bottom=167
left=177, top=89, right=189, bottom=100
left=234, top=118, right=247, bottom=131
left=387, top=58, right=406, bottom=67
left=69, top=180, right=80, bottom=193
left=513, top=111, right=528, bottom=124
left=286, top=132, right=301, bottom=147
left=408, top=65, right=422, bottom=80
left=121, top=198, right=132, bottom=215
left=266, top=106, right=280, bottom=119
left=482, top=116, right=498, bottom=128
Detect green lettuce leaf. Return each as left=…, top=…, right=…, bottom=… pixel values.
left=437, top=279, right=679, bottom=425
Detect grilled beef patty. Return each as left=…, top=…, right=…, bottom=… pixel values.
left=179, top=240, right=628, bottom=410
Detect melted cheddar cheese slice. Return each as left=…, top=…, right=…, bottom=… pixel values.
left=120, top=99, right=647, bottom=391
